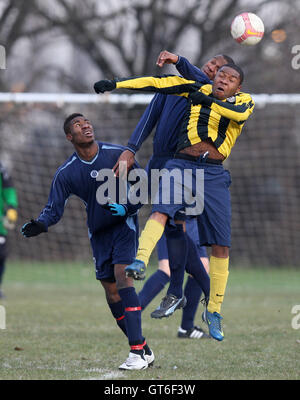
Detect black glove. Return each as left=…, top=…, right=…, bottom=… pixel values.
left=100, top=202, right=127, bottom=217
left=21, top=219, right=47, bottom=238
left=188, top=91, right=213, bottom=107
left=94, top=80, right=116, bottom=94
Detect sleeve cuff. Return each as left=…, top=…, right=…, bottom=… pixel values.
left=37, top=218, right=48, bottom=232
left=126, top=144, right=138, bottom=154
left=175, top=55, right=182, bottom=65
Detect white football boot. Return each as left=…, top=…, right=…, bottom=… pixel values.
left=144, top=349, right=155, bottom=366
left=119, top=352, right=148, bottom=370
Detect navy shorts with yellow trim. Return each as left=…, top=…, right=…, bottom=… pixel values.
left=90, top=216, right=139, bottom=281
left=151, top=158, right=232, bottom=247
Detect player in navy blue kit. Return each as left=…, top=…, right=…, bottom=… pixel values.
left=21, top=113, right=154, bottom=370
left=112, top=51, right=232, bottom=338
left=95, top=62, right=255, bottom=341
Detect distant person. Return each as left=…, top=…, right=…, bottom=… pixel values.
left=21, top=113, right=153, bottom=370
left=0, top=162, right=18, bottom=299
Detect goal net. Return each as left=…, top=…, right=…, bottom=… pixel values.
left=1, top=92, right=299, bottom=267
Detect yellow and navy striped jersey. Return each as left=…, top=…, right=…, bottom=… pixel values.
left=115, top=75, right=255, bottom=159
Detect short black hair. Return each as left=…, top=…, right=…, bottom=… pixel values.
left=63, top=113, right=84, bottom=135
left=221, top=54, right=235, bottom=65
left=219, top=63, right=244, bottom=84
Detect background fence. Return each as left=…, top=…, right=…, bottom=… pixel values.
left=1, top=93, right=299, bottom=266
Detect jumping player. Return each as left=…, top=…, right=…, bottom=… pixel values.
left=94, top=63, right=255, bottom=341
left=112, top=51, right=232, bottom=338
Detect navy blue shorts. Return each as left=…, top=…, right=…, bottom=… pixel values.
left=146, top=154, right=174, bottom=196
left=147, top=155, right=207, bottom=259
left=151, top=158, right=232, bottom=247
left=90, top=216, right=139, bottom=281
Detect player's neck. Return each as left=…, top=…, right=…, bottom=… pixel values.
left=75, top=141, right=99, bottom=161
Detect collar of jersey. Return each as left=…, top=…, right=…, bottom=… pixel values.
left=76, top=143, right=99, bottom=165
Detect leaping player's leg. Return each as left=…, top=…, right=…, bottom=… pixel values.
left=197, top=166, right=232, bottom=341
left=150, top=221, right=188, bottom=319
left=179, top=220, right=210, bottom=339
left=178, top=218, right=210, bottom=338
left=138, top=234, right=170, bottom=310
left=202, top=246, right=229, bottom=342
left=125, top=212, right=167, bottom=280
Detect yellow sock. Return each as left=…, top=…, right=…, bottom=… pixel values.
left=207, top=256, right=229, bottom=314
left=136, top=219, right=165, bottom=266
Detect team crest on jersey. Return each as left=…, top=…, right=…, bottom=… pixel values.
left=226, top=96, right=236, bottom=103
left=90, top=170, right=99, bottom=178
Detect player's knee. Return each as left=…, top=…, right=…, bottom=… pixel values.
left=150, top=211, right=168, bottom=226
left=211, top=245, right=229, bottom=258
left=106, top=291, right=121, bottom=303
left=158, top=259, right=170, bottom=276
left=100, top=280, right=121, bottom=303
left=114, top=264, right=133, bottom=290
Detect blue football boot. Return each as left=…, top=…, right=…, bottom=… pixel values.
left=125, top=259, right=146, bottom=280
left=202, top=309, right=224, bottom=341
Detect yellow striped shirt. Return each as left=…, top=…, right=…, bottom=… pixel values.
left=116, top=75, right=255, bottom=159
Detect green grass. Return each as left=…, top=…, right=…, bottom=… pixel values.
left=0, top=261, right=300, bottom=380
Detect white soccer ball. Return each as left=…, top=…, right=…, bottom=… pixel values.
left=231, top=12, right=264, bottom=46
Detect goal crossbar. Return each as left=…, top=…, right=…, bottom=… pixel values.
left=0, top=92, right=300, bottom=105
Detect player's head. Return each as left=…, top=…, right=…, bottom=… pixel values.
left=201, top=55, right=234, bottom=80
left=63, top=113, right=95, bottom=146
left=212, top=64, right=243, bottom=100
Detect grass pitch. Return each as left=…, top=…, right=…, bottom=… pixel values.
left=0, top=261, right=299, bottom=380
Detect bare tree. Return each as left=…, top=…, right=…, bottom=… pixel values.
left=1, top=0, right=299, bottom=92
left=0, top=0, right=63, bottom=91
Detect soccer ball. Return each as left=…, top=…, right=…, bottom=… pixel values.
left=231, top=12, right=264, bottom=45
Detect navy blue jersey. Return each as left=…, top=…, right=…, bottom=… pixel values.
left=38, top=142, right=142, bottom=235
left=126, top=56, right=211, bottom=156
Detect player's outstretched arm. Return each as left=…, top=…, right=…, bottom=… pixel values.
left=94, top=80, right=116, bottom=93
left=176, top=56, right=211, bottom=83
left=21, top=219, right=47, bottom=238
left=113, top=93, right=166, bottom=178
left=155, top=50, right=210, bottom=83
left=156, top=50, right=179, bottom=67
left=94, top=75, right=202, bottom=96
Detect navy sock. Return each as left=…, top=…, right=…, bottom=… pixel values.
left=181, top=276, right=202, bottom=331
left=185, top=235, right=210, bottom=299
left=108, top=300, right=127, bottom=337
left=138, top=269, right=170, bottom=310
left=118, top=287, right=144, bottom=350
left=165, top=224, right=188, bottom=299
left=108, top=299, right=150, bottom=354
